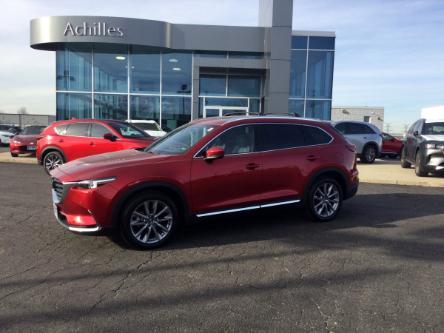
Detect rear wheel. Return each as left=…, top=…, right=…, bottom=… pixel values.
left=10, top=152, right=18, bottom=157
left=415, top=152, right=428, bottom=177
left=400, top=147, right=411, bottom=168
left=361, top=145, right=377, bottom=164
left=306, top=178, right=343, bottom=222
left=43, top=151, right=64, bottom=174
left=120, top=191, right=178, bottom=249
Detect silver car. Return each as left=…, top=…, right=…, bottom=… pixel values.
left=333, top=121, right=382, bottom=163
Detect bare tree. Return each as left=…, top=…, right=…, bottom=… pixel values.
left=17, top=107, right=28, bottom=115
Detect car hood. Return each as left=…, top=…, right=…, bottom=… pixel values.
left=422, top=135, right=444, bottom=141
left=51, top=149, right=174, bottom=181
left=12, top=134, right=39, bottom=145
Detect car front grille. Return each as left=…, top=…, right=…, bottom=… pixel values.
left=52, top=178, right=64, bottom=202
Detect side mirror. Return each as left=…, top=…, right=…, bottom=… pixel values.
left=103, top=133, right=117, bottom=142
left=204, top=146, right=225, bottom=161
left=413, top=130, right=419, bottom=137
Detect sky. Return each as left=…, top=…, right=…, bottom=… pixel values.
left=0, top=0, right=443, bottom=130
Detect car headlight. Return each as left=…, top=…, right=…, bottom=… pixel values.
left=68, top=177, right=116, bottom=189
left=426, top=143, right=444, bottom=149
left=12, top=140, right=20, bottom=144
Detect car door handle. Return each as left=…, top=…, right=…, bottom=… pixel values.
left=58, top=139, right=64, bottom=143
left=245, top=163, right=260, bottom=170
left=307, top=155, right=319, bottom=161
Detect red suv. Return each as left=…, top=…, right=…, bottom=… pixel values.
left=37, top=119, right=154, bottom=174
left=50, top=117, right=359, bottom=249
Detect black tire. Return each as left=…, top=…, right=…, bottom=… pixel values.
left=11, top=152, right=18, bottom=157
left=415, top=151, right=428, bottom=177
left=306, top=177, right=343, bottom=222
left=400, top=147, right=411, bottom=168
left=120, top=191, right=179, bottom=249
left=361, top=145, right=377, bottom=164
left=42, top=151, right=64, bottom=175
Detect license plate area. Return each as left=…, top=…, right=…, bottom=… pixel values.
left=27, top=146, right=36, bottom=151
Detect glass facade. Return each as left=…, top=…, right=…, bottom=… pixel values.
left=288, top=35, right=335, bottom=120
left=55, top=34, right=335, bottom=129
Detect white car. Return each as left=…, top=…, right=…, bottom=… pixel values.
left=0, top=125, right=19, bottom=145
left=127, top=120, right=166, bottom=138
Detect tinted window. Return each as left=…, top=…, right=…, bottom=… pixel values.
left=334, top=123, right=346, bottom=134
left=343, top=123, right=375, bottom=135
left=54, top=124, right=67, bottom=135
left=108, top=122, right=147, bottom=139
left=422, top=122, right=444, bottom=135
left=22, top=126, right=46, bottom=135
left=90, top=123, right=111, bottom=138
left=65, top=123, right=90, bottom=137
left=255, top=124, right=305, bottom=152
left=309, top=37, right=335, bottom=50
left=381, top=133, right=393, bottom=141
left=302, top=126, right=332, bottom=145
left=291, top=36, right=308, bottom=49
left=209, top=125, right=255, bottom=155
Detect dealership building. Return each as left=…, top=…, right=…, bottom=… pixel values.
left=30, top=0, right=335, bottom=131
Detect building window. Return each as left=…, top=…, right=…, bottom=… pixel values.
left=94, top=94, right=128, bottom=120
left=306, top=51, right=334, bottom=99
left=227, top=75, right=261, bottom=97
left=291, top=36, right=308, bottom=49
left=130, top=95, right=160, bottom=122
left=309, top=36, right=335, bottom=50
left=56, top=93, right=92, bottom=120
left=289, top=50, right=307, bottom=98
left=162, top=53, right=192, bottom=95
left=305, top=100, right=331, bottom=120
left=288, top=99, right=305, bottom=117
left=200, top=75, right=226, bottom=96
left=56, top=46, right=92, bottom=91
left=161, top=96, right=191, bottom=131
left=93, top=45, right=128, bottom=93
left=130, top=48, right=160, bottom=94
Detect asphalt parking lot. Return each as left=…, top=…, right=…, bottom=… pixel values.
left=1, top=164, right=444, bottom=332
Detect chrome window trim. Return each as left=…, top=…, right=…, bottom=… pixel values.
left=196, top=199, right=300, bottom=218
left=193, top=122, right=334, bottom=159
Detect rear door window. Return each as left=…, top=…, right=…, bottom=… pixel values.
left=255, top=124, right=305, bottom=152
left=301, top=126, right=332, bottom=145
left=65, top=123, right=90, bottom=137
left=347, top=123, right=375, bottom=135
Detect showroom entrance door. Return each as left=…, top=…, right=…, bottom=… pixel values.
left=203, top=106, right=249, bottom=118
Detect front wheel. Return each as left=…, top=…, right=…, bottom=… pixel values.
left=43, top=151, right=64, bottom=175
left=120, top=192, right=179, bottom=249
left=415, top=152, right=428, bottom=177
left=400, top=147, right=411, bottom=168
left=306, top=178, right=343, bottom=222
left=10, top=152, right=18, bottom=157
left=361, top=145, right=377, bottom=163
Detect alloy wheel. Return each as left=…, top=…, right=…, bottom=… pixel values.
left=312, top=182, right=340, bottom=218
left=365, top=146, right=376, bottom=162
left=129, top=200, right=173, bottom=245
left=44, top=153, right=63, bottom=172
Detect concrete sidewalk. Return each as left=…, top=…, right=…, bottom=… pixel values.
left=0, top=152, right=38, bottom=164
left=358, top=159, right=444, bottom=188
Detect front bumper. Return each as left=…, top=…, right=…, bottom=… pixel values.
left=10, top=144, right=37, bottom=155
left=422, top=147, right=444, bottom=172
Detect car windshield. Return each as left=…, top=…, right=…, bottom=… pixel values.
left=147, top=124, right=218, bottom=155
left=22, top=126, right=45, bottom=135
left=132, top=122, right=161, bottom=131
left=422, top=122, right=444, bottom=135
left=108, top=122, right=148, bottom=138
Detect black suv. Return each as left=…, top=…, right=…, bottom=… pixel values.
left=401, top=119, right=444, bottom=176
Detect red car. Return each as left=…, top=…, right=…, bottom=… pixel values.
left=37, top=119, right=154, bottom=174
left=10, top=125, right=47, bottom=157
left=50, top=116, right=359, bottom=249
left=381, top=132, right=403, bottom=158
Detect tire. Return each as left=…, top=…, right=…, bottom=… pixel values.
left=361, top=145, right=377, bottom=164
left=120, top=191, right=179, bottom=249
left=400, top=147, right=411, bottom=168
left=415, top=151, right=428, bottom=177
left=43, top=151, right=64, bottom=175
left=11, top=153, right=18, bottom=157
left=306, top=177, right=343, bottom=222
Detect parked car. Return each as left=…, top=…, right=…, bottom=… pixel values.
left=401, top=118, right=444, bottom=176
left=127, top=120, right=166, bottom=138
left=381, top=132, right=403, bottom=158
left=333, top=121, right=382, bottom=163
left=37, top=119, right=155, bottom=174
left=0, top=125, right=21, bottom=146
left=49, top=116, right=359, bottom=249
left=9, top=125, right=47, bottom=157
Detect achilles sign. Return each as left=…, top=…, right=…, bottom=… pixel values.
left=64, top=22, right=124, bottom=37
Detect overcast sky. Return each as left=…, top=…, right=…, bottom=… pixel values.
left=0, top=0, right=443, bottom=129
